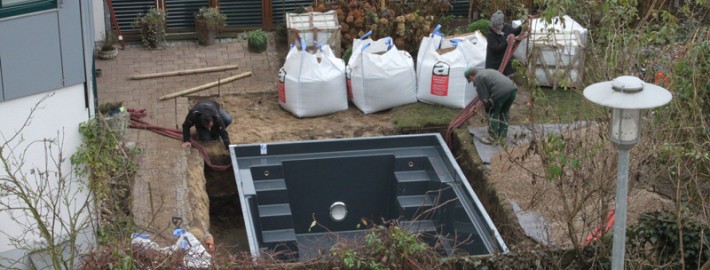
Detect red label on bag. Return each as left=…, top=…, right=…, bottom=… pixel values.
left=431, top=62, right=450, bottom=96
left=278, top=68, right=286, bottom=103
left=347, top=79, right=353, bottom=99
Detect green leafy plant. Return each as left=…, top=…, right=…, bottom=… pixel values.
left=330, top=222, right=437, bottom=269
left=246, top=29, right=268, bottom=53
left=97, top=32, right=120, bottom=60
left=275, top=23, right=288, bottom=38
left=628, top=211, right=710, bottom=269
left=506, top=1, right=710, bottom=268
left=98, top=101, right=123, bottom=115
left=72, top=116, right=140, bottom=200
left=71, top=115, right=141, bottom=248
left=195, top=7, right=227, bottom=31
left=101, top=32, right=118, bottom=51
left=468, top=19, right=490, bottom=34
left=342, top=46, right=353, bottom=64
left=195, top=7, right=227, bottom=46
left=134, top=8, right=166, bottom=49
left=274, top=23, right=289, bottom=46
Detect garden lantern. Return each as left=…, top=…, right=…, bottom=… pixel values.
left=583, top=75, right=672, bottom=270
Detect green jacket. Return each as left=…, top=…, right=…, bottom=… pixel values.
left=472, top=69, right=517, bottom=101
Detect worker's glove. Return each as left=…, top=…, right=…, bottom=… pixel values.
left=483, top=98, right=495, bottom=113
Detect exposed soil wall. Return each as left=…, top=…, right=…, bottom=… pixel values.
left=449, top=129, right=529, bottom=247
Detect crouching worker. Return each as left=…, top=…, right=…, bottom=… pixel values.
left=182, top=99, right=232, bottom=149
left=464, top=68, right=517, bottom=145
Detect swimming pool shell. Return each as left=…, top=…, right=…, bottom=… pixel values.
left=230, top=133, right=507, bottom=261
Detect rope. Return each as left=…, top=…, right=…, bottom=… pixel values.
left=127, top=109, right=232, bottom=171
left=444, top=33, right=525, bottom=146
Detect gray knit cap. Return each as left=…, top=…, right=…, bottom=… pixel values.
left=490, top=10, right=504, bottom=29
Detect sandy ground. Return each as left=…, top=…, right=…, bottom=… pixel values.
left=220, top=91, right=399, bottom=145
left=488, top=126, right=675, bottom=247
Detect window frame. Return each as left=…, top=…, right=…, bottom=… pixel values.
left=0, top=0, right=57, bottom=18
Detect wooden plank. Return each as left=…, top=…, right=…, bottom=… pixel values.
left=159, top=72, right=253, bottom=100
left=129, top=65, right=240, bottom=80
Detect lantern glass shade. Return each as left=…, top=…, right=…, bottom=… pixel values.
left=610, top=108, right=641, bottom=145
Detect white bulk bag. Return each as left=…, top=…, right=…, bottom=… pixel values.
left=416, top=26, right=487, bottom=109
left=347, top=34, right=417, bottom=114
left=511, top=15, right=587, bottom=87
left=278, top=41, right=348, bottom=118
left=512, top=15, right=588, bottom=63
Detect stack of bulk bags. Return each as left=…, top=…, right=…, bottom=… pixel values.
left=346, top=32, right=417, bottom=114
left=278, top=39, right=348, bottom=118
left=416, top=26, right=488, bottom=109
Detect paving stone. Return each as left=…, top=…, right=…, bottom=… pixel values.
left=96, top=37, right=279, bottom=241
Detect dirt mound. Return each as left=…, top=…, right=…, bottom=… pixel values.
left=217, top=92, right=398, bottom=144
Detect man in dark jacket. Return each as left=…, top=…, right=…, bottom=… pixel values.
left=465, top=68, right=517, bottom=144
left=182, top=99, right=232, bottom=149
left=485, top=10, right=530, bottom=77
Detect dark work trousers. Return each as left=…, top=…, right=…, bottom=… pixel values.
left=486, top=89, right=517, bottom=139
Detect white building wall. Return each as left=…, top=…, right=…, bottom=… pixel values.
left=92, top=0, right=106, bottom=42
left=0, top=84, right=93, bottom=264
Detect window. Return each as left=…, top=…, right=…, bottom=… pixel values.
left=0, top=0, right=57, bottom=18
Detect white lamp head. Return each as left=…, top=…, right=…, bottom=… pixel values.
left=583, top=76, right=672, bottom=109
left=583, top=76, right=672, bottom=146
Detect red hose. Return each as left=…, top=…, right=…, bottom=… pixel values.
left=583, top=209, right=616, bottom=246
left=127, top=109, right=232, bottom=171
left=444, top=33, right=524, bottom=146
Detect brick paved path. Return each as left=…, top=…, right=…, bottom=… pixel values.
left=96, top=36, right=279, bottom=243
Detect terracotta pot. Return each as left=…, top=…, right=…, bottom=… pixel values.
left=196, top=18, right=218, bottom=46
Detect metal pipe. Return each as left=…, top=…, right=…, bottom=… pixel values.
left=611, top=147, right=631, bottom=270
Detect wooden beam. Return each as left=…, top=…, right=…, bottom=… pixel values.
left=129, top=65, right=239, bottom=80
left=159, top=72, right=253, bottom=101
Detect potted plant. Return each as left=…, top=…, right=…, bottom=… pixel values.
left=97, top=32, right=118, bottom=60
left=246, top=29, right=268, bottom=53
left=134, top=8, right=166, bottom=49
left=98, top=102, right=128, bottom=139
left=195, top=7, right=227, bottom=46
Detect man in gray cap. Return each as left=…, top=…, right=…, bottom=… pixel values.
left=464, top=67, right=518, bottom=144
left=486, top=10, right=531, bottom=77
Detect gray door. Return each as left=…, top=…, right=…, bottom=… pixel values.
left=271, top=0, right=311, bottom=24
left=164, top=0, right=206, bottom=31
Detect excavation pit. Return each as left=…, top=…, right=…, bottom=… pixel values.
left=229, top=133, right=508, bottom=261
